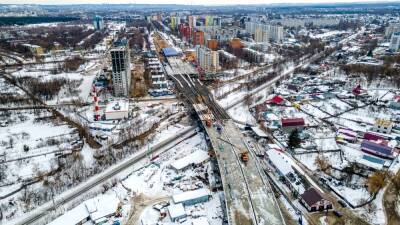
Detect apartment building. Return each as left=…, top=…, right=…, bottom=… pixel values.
left=245, top=22, right=283, bottom=42
left=196, top=46, right=219, bottom=73
left=389, top=32, right=400, bottom=52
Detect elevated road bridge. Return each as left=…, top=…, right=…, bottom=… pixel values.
left=169, top=70, right=285, bottom=225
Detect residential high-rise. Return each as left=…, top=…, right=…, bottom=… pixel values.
left=254, top=27, right=268, bottom=43
left=269, top=25, right=283, bottom=42
left=193, top=30, right=205, bottom=46
left=93, top=15, right=104, bottom=30
left=389, top=32, right=400, bottom=52
left=245, top=22, right=283, bottom=42
left=385, top=23, right=400, bottom=38
left=170, top=16, right=181, bottom=30
left=196, top=46, right=219, bottom=73
left=207, top=39, right=218, bottom=51
left=111, top=39, right=131, bottom=97
left=188, top=15, right=196, bottom=28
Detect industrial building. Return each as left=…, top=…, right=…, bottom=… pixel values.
left=110, top=39, right=131, bottom=97
left=172, top=189, right=211, bottom=206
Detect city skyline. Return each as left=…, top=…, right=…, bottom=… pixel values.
left=1, top=0, right=399, bottom=5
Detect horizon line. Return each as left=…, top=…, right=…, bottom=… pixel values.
left=2, top=1, right=400, bottom=6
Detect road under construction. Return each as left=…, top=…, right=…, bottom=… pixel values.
left=166, top=66, right=286, bottom=225
left=150, top=29, right=285, bottom=225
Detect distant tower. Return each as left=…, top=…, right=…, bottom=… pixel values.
left=92, top=85, right=100, bottom=121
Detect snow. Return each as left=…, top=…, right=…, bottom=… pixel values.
left=85, top=194, right=120, bottom=222
left=310, top=30, right=347, bottom=39
left=47, top=203, right=89, bottom=225
left=267, top=149, right=294, bottom=175
left=172, top=189, right=211, bottom=205
left=170, top=150, right=210, bottom=171
left=168, top=203, right=186, bottom=220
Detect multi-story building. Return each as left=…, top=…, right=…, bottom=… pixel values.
left=254, top=27, right=268, bottom=43
left=93, top=15, right=104, bottom=30
left=385, top=23, right=400, bottom=38
left=269, top=25, right=283, bottom=42
left=111, top=39, right=131, bottom=97
left=170, top=16, right=180, bottom=30
left=188, top=15, right=196, bottom=28
left=196, top=46, right=219, bottom=73
left=193, top=30, right=205, bottom=46
left=195, top=26, right=240, bottom=42
left=273, top=17, right=340, bottom=28
left=207, top=39, right=218, bottom=50
left=245, top=22, right=283, bottom=42
left=389, top=32, right=400, bottom=52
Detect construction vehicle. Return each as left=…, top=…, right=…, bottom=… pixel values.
left=205, top=117, right=212, bottom=127
left=240, top=151, right=249, bottom=163
left=218, top=137, right=249, bottom=163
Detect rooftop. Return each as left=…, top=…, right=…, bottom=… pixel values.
left=105, top=100, right=129, bottom=113
left=170, top=150, right=210, bottom=171
left=172, top=188, right=210, bottom=204
left=301, top=188, right=325, bottom=206
left=168, top=203, right=186, bottom=219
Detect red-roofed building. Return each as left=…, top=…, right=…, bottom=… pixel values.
left=281, top=118, right=305, bottom=132
left=268, top=95, right=284, bottom=105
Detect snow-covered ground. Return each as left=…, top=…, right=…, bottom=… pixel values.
left=45, top=131, right=223, bottom=225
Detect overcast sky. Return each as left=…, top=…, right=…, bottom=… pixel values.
left=1, top=0, right=397, bottom=5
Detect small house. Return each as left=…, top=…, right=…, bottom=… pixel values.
left=300, top=188, right=332, bottom=212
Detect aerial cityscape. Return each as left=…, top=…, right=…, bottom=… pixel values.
left=1, top=1, right=400, bottom=225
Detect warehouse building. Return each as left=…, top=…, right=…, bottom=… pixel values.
left=172, top=189, right=211, bottom=206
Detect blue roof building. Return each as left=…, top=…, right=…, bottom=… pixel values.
left=360, top=140, right=394, bottom=159
left=162, top=47, right=179, bottom=57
